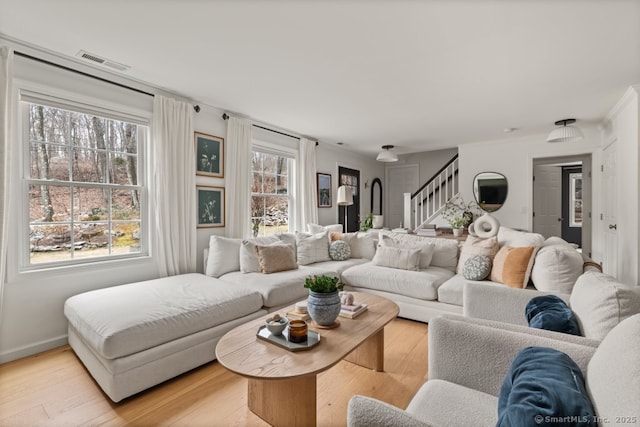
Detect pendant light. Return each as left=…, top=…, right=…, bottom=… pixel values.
left=376, top=145, right=398, bottom=162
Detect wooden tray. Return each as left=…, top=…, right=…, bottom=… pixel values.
left=256, top=325, right=320, bottom=352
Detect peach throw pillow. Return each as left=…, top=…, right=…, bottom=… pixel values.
left=256, top=244, right=298, bottom=274
left=490, top=246, right=537, bottom=288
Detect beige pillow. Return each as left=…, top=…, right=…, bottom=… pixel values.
left=570, top=271, right=640, bottom=340
left=456, top=236, right=499, bottom=274
left=378, top=230, right=459, bottom=271
left=239, top=236, right=281, bottom=273
left=490, top=246, right=537, bottom=288
left=256, top=244, right=298, bottom=274
left=380, top=234, right=435, bottom=269
left=372, top=245, right=421, bottom=271
left=296, top=231, right=331, bottom=265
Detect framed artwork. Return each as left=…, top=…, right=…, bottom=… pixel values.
left=195, top=132, right=224, bottom=177
left=317, top=173, right=332, bottom=208
left=197, top=185, right=225, bottom=228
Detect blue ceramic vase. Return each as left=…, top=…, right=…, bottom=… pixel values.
left=307, top=290, right=341, bottom=326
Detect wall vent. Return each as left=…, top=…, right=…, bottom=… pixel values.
left=76, top=50, right=130, bottom=72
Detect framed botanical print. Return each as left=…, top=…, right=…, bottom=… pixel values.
left=195, top=132, right=224, bottom=177
left=197, top=185, right=225, bottom=228
left=317, top=173, right=332, bottom=208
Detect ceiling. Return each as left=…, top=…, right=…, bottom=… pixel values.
left=1, top=0, right=639, bottom=157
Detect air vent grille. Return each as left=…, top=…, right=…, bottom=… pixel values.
left=76, top=50, right=130, bottom=72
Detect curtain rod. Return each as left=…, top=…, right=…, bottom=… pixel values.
left=15, top=51, right=155, bottom=98
left=222, top=113, right=318, bottom=146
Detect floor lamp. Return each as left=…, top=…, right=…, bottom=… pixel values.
left=337, top=185, right=354, bottom=232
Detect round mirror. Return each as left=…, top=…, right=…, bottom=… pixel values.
left=473, top=172, right=508, bottom=212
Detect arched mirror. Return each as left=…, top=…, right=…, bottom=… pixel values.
left=473, top=172, right=508, bottom=212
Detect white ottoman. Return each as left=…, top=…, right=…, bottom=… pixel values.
left=64, top=273, right=265, bottom=402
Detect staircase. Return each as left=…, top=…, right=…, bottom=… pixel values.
left=403, top=154, right=459, bottom=232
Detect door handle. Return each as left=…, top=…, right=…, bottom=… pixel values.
left=557, top=218, right=564, bottom=222
left=609, top=224, right=617, bottom=230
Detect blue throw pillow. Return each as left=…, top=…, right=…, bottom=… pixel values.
left=526, top=295, right=581, bottom=336
left=497, top=346, right=596, bottom=427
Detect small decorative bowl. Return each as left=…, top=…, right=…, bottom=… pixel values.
left=266, top=317, right=289, bottom=336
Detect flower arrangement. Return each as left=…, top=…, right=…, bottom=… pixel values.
left=441, top=195, right=482, bottom=229
left=304, top=275, right=344, bottom=293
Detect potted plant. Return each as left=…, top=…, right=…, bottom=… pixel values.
left=441, top=195, right=481, bottom=236
left=360, top=212, right=374, bottom=231
left=304, top=275, right=343, bottom=326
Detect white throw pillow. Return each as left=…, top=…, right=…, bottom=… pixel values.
left=372, top=245, right=421, bottom=271
left=205, top=236, right=242, bottom=277
left=378, top=230, right=459, bottom=271
left=341, top=232, right=376, bottom=260
left=276, top=232, right=297, bottom=260
left=497, top=226, right=544, bottom=248
left=240, top=236, right=281, bottom=273
left=531, top=244, right=583, bottom=293
left=570, top=271, right=640, bottom=340
left=307, top=223, right=343, bottom=234
left=380, top=234, right=435, bottom=269
left=296, top=231, right=331, bottom=265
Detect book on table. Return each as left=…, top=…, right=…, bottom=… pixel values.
left=339, top=303, right=368, bottom=319
left=286, top=310, right=311, bottom=321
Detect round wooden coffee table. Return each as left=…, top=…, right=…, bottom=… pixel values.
left=215, top=292, right=399, bottom=427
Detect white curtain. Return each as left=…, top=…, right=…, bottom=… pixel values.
left=298, top=138, right=318, bottom=231
left=225, top=117, right=253, bottom=238
left=0, top=47, right=13, bottom=321
left=151, top=95, right=196, bottom=276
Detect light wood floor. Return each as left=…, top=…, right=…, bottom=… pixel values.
left=0, top=318, right=428, bottom=427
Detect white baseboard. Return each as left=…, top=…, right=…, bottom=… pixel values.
left=0, top=334, right=68, bottom=364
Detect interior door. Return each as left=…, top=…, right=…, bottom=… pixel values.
left=602, top=141, right=618, bottom=277
left=533, top=165, right=562, bottom=238
left=338, top=166, right=360, bottom=232
left=386, top=164, right=419, bottom=229
left=561, top=166, right=582, bottom=246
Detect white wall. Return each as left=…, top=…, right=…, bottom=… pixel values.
left=193, top=105, right=228, bottom=274
left=316, top=144, right=385, bottom=228
left=602, top=86, right=639, bottom=285
left=399, top=147, right=458, bottom=186
left=457, top=124, right=603, bottom=261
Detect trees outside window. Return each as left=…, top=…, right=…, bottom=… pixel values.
left=251, top=150, right=291, bottom=237
left=26, top=102, right=146, bottom=265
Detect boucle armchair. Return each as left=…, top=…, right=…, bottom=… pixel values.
left=347, top=314, right=640, bottom=427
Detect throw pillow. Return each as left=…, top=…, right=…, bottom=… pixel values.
left=378, top=230, right=459, bottom=271
left=255, top=244, right=298, bottom=274
left=497, top=346, right=596, bottom=427
left=462, top=255, right=492, bottom=281
left=329, top=231, right=343, bottom=242
left=372, top=245, right=421, bottom=271
left=490, top=246, right=537, bottom=288
left=530, top=243, right=583, bottom=293
left=456, top=235, right=499, bottom=274
left=341, top=232, right=376, bottom=259
left=570, top=270, right=640, bottom=341
left=497, top=226, right=544, bottom=248
left=380, top=234, right=435, bottom=269
left=307, top=223, right=343, bottom=235
left=205, top=236, right=241, bottom=278
left=296, top=231, right=331, bottom=265
left=275, top=232, right=297, bottom=259
left=525, top=295, right=581, bottom=336
left=239, top=236, right=281, bottom=273
left=329, top=240, right=351, bottom=261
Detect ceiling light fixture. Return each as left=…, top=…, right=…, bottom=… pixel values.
left=376, top=145, right=398, bottom=162
left=546, top=118, right=584, bottom=143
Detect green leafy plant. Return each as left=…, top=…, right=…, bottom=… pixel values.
left=304, top=275, right=344, bottom=293
left=441, top=195, right=481, bottom=229
left=360, top=212, right=374, bottom=231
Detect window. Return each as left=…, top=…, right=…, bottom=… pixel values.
left=25, top=101, right=147, bottom=266
left=251, top=149, right=293, bottom=237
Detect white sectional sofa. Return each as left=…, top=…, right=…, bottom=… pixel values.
left=64, top=225, right=596, bottom=402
